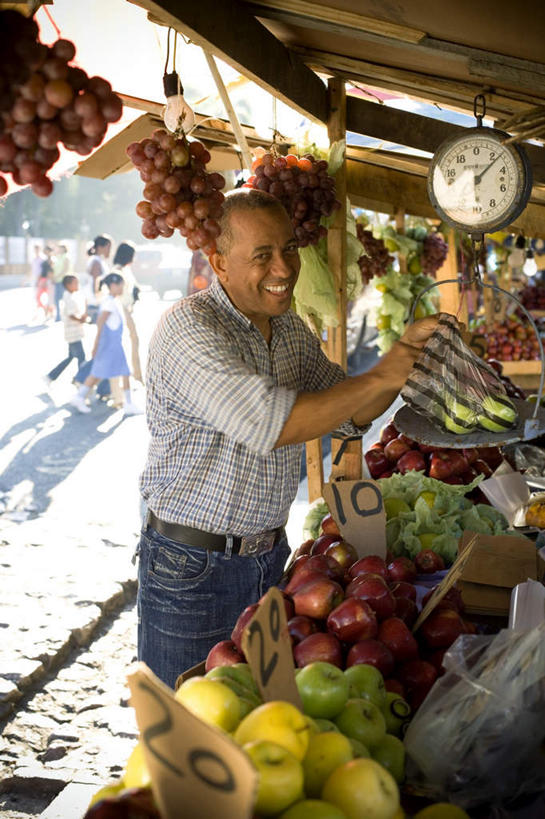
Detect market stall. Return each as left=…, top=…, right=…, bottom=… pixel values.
left=2, top=2, right=545, bottom=818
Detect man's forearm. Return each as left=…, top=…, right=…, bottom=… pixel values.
left=274, top=340, right=415, bottom=448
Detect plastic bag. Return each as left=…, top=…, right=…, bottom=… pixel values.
left=404, top=624, right=545, bottom=808
left=401, top=313, right=518, bottom=435
left=503, top=443, right=545, bottom=477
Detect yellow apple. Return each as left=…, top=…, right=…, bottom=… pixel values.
left=416, top=491, right=436, bottom=509
left=303, top=731, right=354, bottom=797
left=174, top=676, right=240, bottom=732
left=87, top=780, right=125, bottom=809
left=322, top=758, right=400, bottom=819
left=124, top=742, right=151, bottom=789
left=234, top=700, right=311, bottom=761
left=279, top=798, right=349, bottom=818
left=243, top=739, right=304, bottom=816
left=371, top=734, right=405, bottom=784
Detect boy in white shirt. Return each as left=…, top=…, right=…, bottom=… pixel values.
left=44, top=275, right=87, bottom=384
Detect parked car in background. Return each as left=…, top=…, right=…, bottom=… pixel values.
left=132, top=244, right=193, bottom=298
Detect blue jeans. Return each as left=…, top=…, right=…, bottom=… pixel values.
left=47, top=340, right=85, bottom=381
left=54, top=281, right=64, bottom=322
left=136, top=525, right=291, bottom=689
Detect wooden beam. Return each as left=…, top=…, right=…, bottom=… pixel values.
left=300, top=49, right=536, bottom=120
left=128, top=0, right=327, bottom=124
left=436, top=228, right=464, bottom=320
left=305, top=439, right=324, bottom=503
left=244, top=0, right=426, bottom=44
left=344, top=96, right=545, bottom=185
left=326, top=77, right=347, bottom=371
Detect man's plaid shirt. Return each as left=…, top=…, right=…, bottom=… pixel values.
left=140, top=277, right=365, bottom=536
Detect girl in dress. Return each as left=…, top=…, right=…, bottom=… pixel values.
left=85, top=234, right=112, bottom=324
left=69, top=273, right=141, bottom=416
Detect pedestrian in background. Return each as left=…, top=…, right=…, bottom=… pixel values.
left=35, top=245, right=55, bottom=321
left=44, top=275, right=86, bottom=386
left=69, top=272, right=141, bottom=416
left=112, top=240, right=143, bottom=382
left=85, top=234, right=112, bottom=324
left=51, top=244, right=71, bottom=322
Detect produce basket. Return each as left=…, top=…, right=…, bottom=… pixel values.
left=394, top=276, right=545, bottom=448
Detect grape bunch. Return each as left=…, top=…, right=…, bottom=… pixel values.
left=126, top=131, right=225, bottom=252
left=0, top=9, right=123, bottom=198
left=244, top=152, right=340, bottom=247
left=421, top=232, right=448, bottom=276
left=356, top=223, right=394, bottom=284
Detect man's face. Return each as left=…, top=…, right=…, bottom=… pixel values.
left=211, top=206, right=300, bottom=328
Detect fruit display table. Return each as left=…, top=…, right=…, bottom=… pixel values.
left=500, top=360, right=542, bottom=391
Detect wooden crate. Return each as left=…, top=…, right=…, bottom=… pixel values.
left=501, top=359, right=543, bottom=391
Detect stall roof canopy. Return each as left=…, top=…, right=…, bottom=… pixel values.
left=123, top=0, right=545, bottom=235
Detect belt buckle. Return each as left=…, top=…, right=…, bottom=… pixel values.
left=238, top=530, right=276, bottom=557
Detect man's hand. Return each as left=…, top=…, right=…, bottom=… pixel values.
left=399, top=314, right=441, bottom=350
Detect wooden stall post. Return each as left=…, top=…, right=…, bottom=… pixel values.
left=437, top=227, right=468, bottom=325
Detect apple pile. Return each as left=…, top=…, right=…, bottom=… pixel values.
left=518, top=282, right=545, bottom=312
left=475, top=316, right=542, bottom=361
left=364, top=419, right=503, bottom=486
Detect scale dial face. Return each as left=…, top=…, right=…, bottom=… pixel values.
left=427, top=127, right=532, bottom=233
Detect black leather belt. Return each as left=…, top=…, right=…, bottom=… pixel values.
left=146, top=510, right=283, bottom=556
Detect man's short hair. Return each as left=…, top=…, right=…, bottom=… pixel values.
left=62, top=274, right=77, bottom=288
left=216, top=189, right=289, bottom=254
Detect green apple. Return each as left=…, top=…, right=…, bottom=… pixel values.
left=206, top=662, right=259, bottom=697
left=243, top=739, right=304, bottom=816
left=382, top=693, right=411, bottom=737
left=348, top=738, right=371, bottom=758
left=417, top=533, right=438, bottom=550
left=416, top=491, right=436, bottom=509
left=123, top=742, right=151, bottom=789
left=477, top=395, right=516, bottom=432
left=371, top=734, right=405, bottom=784
left=234, top=700, right=311, bottom=761
left=206, top=672, right=261, bottom=707
left=302, top=731, right=353, bottom=797
left=279, top=798, right=349, bottom=818
left=333, top=699, right=386, bottom=750
left=443, top=396, right=476, bottom=434
left=322, top=757, right=400, bottom=819
left=315, top=718, right=340, bottom=733
left=175, top=676, right=241, bottom=732
left=344, top=664, right=386, bottom=709
left=296, top=662, right=349, bottom=719
left=88, top=781, right=125, bottom=808
left=384, top=498, right=411, bottom=520
left=413, top=804, right=470, bottom=819
left=238, top=694, right=259, bottom=720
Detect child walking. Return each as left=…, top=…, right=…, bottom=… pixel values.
left=69, top=273, right=141, bottom=416
left=44, top=275, right=86, bottom=385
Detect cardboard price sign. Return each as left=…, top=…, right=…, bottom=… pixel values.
left=241, top=586, right=302, bottom=708
left=323, top=479, right=386, bottom=559
left=412, top=533, right=479, bottom=633
left=127, top=663, right=257, bottom=819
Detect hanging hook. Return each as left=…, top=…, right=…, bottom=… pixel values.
left=473, top=94, right=486, bottom=127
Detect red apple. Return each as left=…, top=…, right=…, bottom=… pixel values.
left=394, top=596, right=418, bottom=627
left=384, top=438, right=411, bottom=462
left=462, top=447, right=479, bottom=465
left=348, top=555, right=388, bottom=582
left=369, top=441, right=384, bottom=450
left=421, top=586, right=464, bottom=614
left=378, top=617, right=419, bottom=663
left=396, top=450, right=426, bottom=474
left=294, top=632, right=343, bottom=668
left=387, top=557, right=417, bottom=584
left=205, top=639, right=245, bottom=671
left=295, top=539, right=315, bottom=557
left=346, top=639, right=395, bottom=677
left=325, top=540, right=359, bottom=571
left=397, top=433, right=416, bottom=447
left=473, top=458, right=493, bottom=478
left=290, top=554, right=344, bottom=583
left=346, top=573, right=396, bottom=621
left=231, top=603, right=259, bottom=651
left=365, top=449, right=390, bottom=479
left=427, top=648, right=447, bottom=675
left=460, top=467, right=479, bottom=484
left=441, top=475, right=464, bottom=485
left=389, top=581, right=417, bottom=602
left=429, top=452, right=455, bottom=480
left=285, top=569, right=329, bottom=596
left=397, top=659, right=438, bottom=709
left=320, top=513, right=340, bottom=536
left=418, top=443, right=437, bottom=454
left=384, top=678, right=405, bottom=697
left=291, top=575, right=344, bottom=619
left=310, top=534, right=341, bottom=556
left=287, top=615, right=319, bottom=646
left=377, top=468, right=395, bottom=479
left=380, top=422, right=399, bottom=446
left=477, top=446, right=503, bottom=470
left=414, top=550, right=445, bottom=574
left=326, top=597, right=378, bottom=643
left=418, top=608, right=466, bottom=649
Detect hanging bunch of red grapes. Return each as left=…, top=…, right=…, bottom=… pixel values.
left=0, top=9, right=123, bottom=198
left=243, top=152, right=341, bottom=247
left=356, top=223, right=394, bottom=284
left=126, top=131, right=225, bottom=253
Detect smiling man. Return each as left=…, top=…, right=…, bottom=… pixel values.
left=137, top=190, right=440, bottom=688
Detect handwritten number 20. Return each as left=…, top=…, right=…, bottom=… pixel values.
left=248, top=598, right=280, bottom=686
